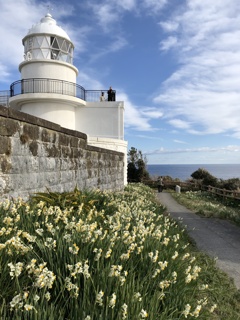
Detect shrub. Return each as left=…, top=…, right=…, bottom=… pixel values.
left=191, top=168, right=218, bottom=187
left=219, top=178, right=240, bottom=191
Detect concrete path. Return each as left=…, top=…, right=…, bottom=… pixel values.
left=156, top=191, right=240, bottom=290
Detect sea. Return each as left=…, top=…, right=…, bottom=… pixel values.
left=147, top=164, right=240, bottom=181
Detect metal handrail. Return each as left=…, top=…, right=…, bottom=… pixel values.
left=0, top=90, right=10, bottom=106
left=10, top=78, right=85, bottom=100
left=9, top=79, right=116, bottom=102
left=85, top=90, right=116, bottom=102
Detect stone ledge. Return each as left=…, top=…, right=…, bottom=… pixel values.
left=86, top=144, right=124, bottom=156
left=8, top=108, right=61, bottom=131
left=0, top=105, right=88, bottom=141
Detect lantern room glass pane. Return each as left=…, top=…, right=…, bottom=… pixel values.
left=62, top=40, right=68, bottom=52
left=39, top=36, right=50, bottom=48
left=23, top=35, right=73, bottom=64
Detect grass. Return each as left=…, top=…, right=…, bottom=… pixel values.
left=0, top=184, right=239, bottom=319
left=171, top=190, right=240, bottom=226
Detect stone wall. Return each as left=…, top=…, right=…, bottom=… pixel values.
left=0, top=105, right=124, bottom=199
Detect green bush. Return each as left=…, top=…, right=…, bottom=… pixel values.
left=219, top=178, right=240, bottom=191
left=191, top=168, right=218, bottom=187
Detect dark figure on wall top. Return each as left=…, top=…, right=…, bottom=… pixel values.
left=107, top=86, right=115, bottom=101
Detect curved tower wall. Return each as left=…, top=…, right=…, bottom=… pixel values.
left=20, top=60, right=78, bottom=82
left=19, top=60, right=78, bottom=100
left=20, top=99, right=76, bottom=129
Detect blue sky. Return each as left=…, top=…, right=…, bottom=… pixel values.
left=1, top=0, right=240, bottom=164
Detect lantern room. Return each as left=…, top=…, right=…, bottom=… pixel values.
left=22, top=13, right=74, bottom=63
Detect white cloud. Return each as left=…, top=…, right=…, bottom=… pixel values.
left=135, top=134, right=163, bottom=140
left=88, top=0, right=168, bottom=31
left=109, top=37, right=128, bottom=52
left=168, top=119, right=191, bottom=130
left=117, top=91, right=154, bottom=131
left=173, top=139, right=188, bottom=144
left=0, top=65, right=11, bottom=84
left=76, top=71, right=103, bottom=90
left=154, top=0, right=240, bottom=139
left=87, top=0, right=137, bottom=31
left=145, top=145, right=240, bottom=155
left=160, top=36, right=178, bottom=51
left=90, top=3, right=119, bottom=31
left=88, top=36, right=128, bottom=63
left=140, top=107, right=163, bottom=119
left=159, top=20, right=179, bottom=32
left=142, top=0, right=167, bottom=12
left=115, top=0, right=137, bottom=11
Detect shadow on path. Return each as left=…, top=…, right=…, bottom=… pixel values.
left=156, top=191, right=240, bottom=290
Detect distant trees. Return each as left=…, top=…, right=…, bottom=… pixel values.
left=191, top=168, right=218, bottom=187
left=127, top=147, right=150, bottom=182
left=191, top=168, right=240, bottom=190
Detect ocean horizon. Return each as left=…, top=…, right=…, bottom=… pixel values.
left=147, top=164, right=240, bottom=181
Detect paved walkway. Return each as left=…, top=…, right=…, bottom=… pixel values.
left=156, top=191, right=240, bottom=290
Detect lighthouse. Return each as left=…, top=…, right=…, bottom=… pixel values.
left=9, top=12, right=128, bottom=184
left=9, top=13, right=85, bottom=129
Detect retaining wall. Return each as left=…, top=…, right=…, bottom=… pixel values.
left=0, top=105, right=124, bottom=199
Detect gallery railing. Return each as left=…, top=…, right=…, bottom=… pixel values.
left=9, top=79, right=116, bottom=102
left=0, top=90, right=10, bottom=106
left=85, top=90, right=116, bottom=102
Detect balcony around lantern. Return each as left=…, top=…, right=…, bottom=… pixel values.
left=1, top=80, right=124, bottom=144
left=8, top=78, right=116, bottom=103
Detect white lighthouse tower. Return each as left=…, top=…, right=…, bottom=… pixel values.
left=9, top=12, right=85, bottom=129
left=9, top=12, right=128, bottom=184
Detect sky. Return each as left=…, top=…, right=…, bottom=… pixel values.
left=1, top=0, right=240, bottom=164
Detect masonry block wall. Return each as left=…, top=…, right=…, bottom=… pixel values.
left=0, top=105, right=124, bottom=200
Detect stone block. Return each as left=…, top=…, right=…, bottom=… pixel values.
left=0, top=118, right=19, bottom=136
left=22, top=123, right=39, bottom=140
left=0, top=136, right=11, bottom=155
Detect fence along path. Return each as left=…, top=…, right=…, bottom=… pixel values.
left=144, top=180, right=240, bottom=201
left=207, top=186, right=240, bottom=200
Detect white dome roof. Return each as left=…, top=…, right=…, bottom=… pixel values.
left=25, top=13, right=71, bottom=41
